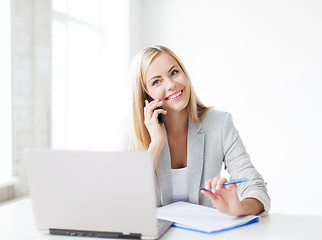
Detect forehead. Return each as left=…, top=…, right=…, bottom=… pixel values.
left=145, top=52, right=177, bottom=79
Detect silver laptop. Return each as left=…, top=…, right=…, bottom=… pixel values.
left=25, top=149, right=172, bottom=239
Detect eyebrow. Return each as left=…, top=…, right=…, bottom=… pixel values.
left=148, top=65, right=178, bottom=83
left=168, top=65, right=176, bottom=73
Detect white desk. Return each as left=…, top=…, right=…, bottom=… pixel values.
left=1, top=198, right=322, bottom=240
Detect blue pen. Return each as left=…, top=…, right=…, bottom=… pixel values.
left=200, top=178, right=248, bottom=192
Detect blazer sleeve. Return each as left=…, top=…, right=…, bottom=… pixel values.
left=222, top=112, right=271, bottom=216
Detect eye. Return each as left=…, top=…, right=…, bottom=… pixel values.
left=152, top=79, right=161, bottom=86
left=171, top=70, right=179, bottom=76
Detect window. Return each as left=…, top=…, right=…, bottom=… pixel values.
left=0, top=0, right=12, bottom=184
left=52, top=0, right=129, bottom=150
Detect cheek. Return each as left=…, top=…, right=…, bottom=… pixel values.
left=178, top=74, right=189, bottom=87
left=180, top=77, right=190, bottom=94
left=148, top=89, right=163, bottom=100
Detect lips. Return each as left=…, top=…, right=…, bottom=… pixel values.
left=165, top=90, right=183, bottom=100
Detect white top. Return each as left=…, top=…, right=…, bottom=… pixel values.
left=171, top=167, right=189, bottom=202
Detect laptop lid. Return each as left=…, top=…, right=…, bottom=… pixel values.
left=25, top=150, right=161, bottom=239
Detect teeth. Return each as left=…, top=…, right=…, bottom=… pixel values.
left=168, top=91, right=182, bottom=100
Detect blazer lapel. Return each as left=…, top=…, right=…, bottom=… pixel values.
left=155, top=136, right=172, bottom=206
left=187, top=116, right=205, bottom=204
left=155, top=116, right=205, bottom=206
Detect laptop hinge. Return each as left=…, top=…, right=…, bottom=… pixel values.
left=50, top=228, right=142, bottom=239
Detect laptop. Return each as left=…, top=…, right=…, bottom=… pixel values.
left=25, top=149, right=172, bottom=239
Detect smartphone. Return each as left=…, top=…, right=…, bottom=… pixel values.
left=145, top=92, right=164, bottom=124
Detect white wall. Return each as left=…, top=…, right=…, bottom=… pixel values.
left=11, top=0, right=51, bottom=198
left=51, top=1, right=129, bottom=151
left=130, top=0, right=322, bottom=215
left=0, top=0, right=12, bottom=184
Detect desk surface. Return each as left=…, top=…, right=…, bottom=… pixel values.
left=1, top=198, right=322, bottom=240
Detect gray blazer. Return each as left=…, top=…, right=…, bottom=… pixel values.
left=154, top=109, right=270, bottom=215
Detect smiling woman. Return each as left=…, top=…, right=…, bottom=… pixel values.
left=129, top=45, right=210, bottom=151
left=128, top=45, right=270, bottom=217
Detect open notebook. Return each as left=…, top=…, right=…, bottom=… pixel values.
left=157, top=201, right=260, bottom=234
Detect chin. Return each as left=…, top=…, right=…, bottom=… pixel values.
left=168, top=101, right=189, bottom=112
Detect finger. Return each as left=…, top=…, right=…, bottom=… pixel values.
left=145, top=100, right=148, bottom=106
left=201, top=189, right=215, bottom=198
left=148, top=100, right=163, bottom=110
left=216, top=177, right=227, bottom=191
left=201, top=190, right=219, bottom=205
left=143, top=104, right=151, bottom=123
left=211, top=177, right=220, bottom=193
left=147, top=100, right=164, bottom=117
left=145, top=101, right=158, bottom=120
left=152, top=109, right=166, bottom=122
left=145, top=98, right=159, bottom=105
left=204, top=179, right=213, bottom=190
left=145, top=100, right=162, bottom=113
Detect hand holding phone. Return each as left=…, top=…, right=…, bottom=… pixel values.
left=145, top=93, right=164, bottom=124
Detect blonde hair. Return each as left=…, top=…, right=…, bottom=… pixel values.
left=128, top=45, right=211, bottom=151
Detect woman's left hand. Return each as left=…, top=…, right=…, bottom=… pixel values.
left=201, top=177, right=244, bottom=216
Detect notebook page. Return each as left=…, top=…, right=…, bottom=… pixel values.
left=157, top=201, right=260, bottom=233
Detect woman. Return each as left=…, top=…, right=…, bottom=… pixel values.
left=129, top=45, right=270, bottom=216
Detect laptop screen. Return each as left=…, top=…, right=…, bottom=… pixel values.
left=26, top=150, right=159, bottom=238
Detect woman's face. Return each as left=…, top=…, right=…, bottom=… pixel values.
left=145, top=52, right=191, bottom=113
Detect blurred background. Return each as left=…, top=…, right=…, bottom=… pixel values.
left=1, top=0, right=321, bottom=216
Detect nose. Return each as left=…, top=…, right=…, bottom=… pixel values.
left=165, top=77, right=177, bottom=91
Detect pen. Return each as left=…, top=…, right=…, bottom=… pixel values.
left=200, top=178, right=248, bottom=192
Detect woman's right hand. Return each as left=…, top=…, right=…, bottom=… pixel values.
left=144, top=99, right=167, bottom=169
left=144, top=99, right=167, bottom=146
